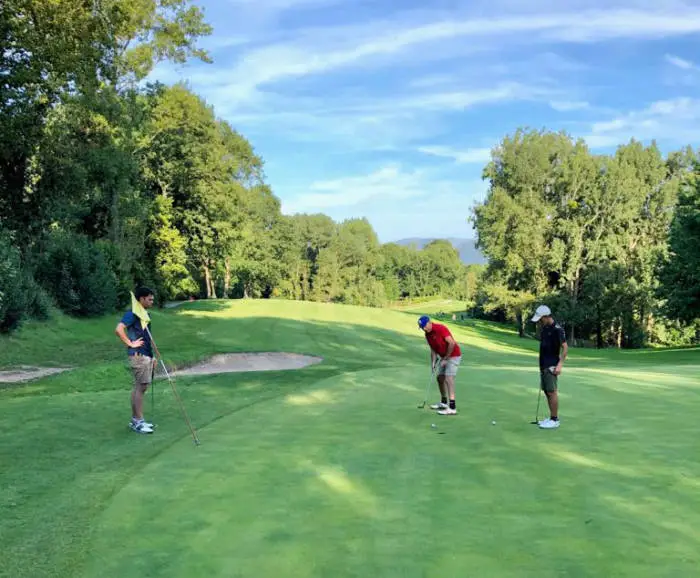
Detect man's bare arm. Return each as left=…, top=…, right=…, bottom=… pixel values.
left=115, top=323, right=143, bottom=349
left=443, top=336, right=456, bottom=362
left=555, top=342, right=568, bottom=374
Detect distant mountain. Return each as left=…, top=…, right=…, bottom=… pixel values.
left=394, top=237, right=487, bottom=265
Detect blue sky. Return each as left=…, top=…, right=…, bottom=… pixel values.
left=150, top=0, right=700, bottom=243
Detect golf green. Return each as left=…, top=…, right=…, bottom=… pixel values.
left=1, top=299, right=699, bottom=577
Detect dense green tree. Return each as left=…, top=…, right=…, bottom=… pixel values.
left=659, top=159, right=700, bottom=321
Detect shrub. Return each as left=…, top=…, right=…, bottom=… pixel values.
left=0, top=234, right=27, bottom=333
left=34, top=231, right=117, bottom=317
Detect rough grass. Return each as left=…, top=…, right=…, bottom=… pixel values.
left=1, top=299, right=699, bottom=577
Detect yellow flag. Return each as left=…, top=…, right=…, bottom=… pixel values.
left=130, top=291, right=150, bottom=329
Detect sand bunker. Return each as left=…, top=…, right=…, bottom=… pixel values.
left=169, top=352, right=323, bottom=377
left=0, top=366, right=71, bottom=384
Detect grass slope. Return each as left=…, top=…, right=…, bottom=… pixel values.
left=1, top=299, right=699, bottom=577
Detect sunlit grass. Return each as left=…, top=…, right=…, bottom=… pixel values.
left=1, top=298, right=699, bottom=578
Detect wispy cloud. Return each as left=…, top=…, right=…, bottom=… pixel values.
left=212, top=82, right=552, bottom=151
left=218, top=6, right=700, bottom=98
left=283, top=164, right=431, bottom=213
left=280, top=163, right=487, bottom=240
left=418, top=145, right=493, bottom=164
left=665, top=54, right=697, bottom=70
left=549, top=100, right=590, bottom=112
left=585, top=97, right=700, bottom=148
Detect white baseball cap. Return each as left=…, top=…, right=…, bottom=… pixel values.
left=531, top=305, right=552, bottom=322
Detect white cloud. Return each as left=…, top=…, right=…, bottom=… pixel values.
left=282, top=164, right=430, bottom=213
left=211, top=83, right=551, bottom=151
left=220, top=6, right=700, bottom=97
left=280, top=163, right=487, bottom=241
left=418, top=145, right=493, bottom=164
left=665, top=54, right=696, bottom=70
left=585, top=97, right=700, bottom=148
left=549, top=100, right=590, bottom=112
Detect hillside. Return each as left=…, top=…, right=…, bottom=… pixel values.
left=395, top=237, right=487, bottom=265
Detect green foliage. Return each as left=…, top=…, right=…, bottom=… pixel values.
left=3, top=0, right=698, bottom=349
left=0, top=231, right=53, bottom=333
left=473, top=128, right=696, bottom=348
left=659, top=166, right=700, bottom=321
left=0, top=232, right=29, bottom=333
left=34, top=231, right=118, bottom=317
left=148, top=195, right=198, bottom=301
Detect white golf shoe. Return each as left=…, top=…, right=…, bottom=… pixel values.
left=538, top=418, right=560, bottom=429
left=437, top=407, right=457, bottom=415
left=129, top=420, right=154, bottom=434
left=430, top=402, right=448, bottom=410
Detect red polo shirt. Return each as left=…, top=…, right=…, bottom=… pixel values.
left=425, top=322, right=461, bottom=357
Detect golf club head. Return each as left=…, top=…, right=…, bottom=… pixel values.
left=418, top=401, right=426, bottom=409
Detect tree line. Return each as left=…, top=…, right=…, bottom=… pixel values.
left=2, top=2, right=698, bottom=350
left=0, top=0, right=479, bottom=334
left=471, top=129, right=700, bottom=348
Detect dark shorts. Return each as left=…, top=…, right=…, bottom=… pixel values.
left=540, top=368, right=558, bottom=393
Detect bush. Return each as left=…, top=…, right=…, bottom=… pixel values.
left=34, top=231, right=117, bottom=317
left=0, top=234, right=28, bottom=333
left=0, top=231, right=53, bottom=333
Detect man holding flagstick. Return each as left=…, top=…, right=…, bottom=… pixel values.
left=115, top=287, right=157, bottom=434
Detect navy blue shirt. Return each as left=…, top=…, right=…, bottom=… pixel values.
left=121, top=310, right=153, bottom=357
left=539, top=322, right=566, bottom=370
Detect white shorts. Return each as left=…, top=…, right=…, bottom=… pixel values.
left=438, top=356, right=461, bottom=377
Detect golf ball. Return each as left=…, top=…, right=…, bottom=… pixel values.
left=492, top=420, right=496, bottom=425
left=431, top=423, right=436, bottom=428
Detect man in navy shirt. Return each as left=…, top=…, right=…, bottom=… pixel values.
left=115, top=287, right=156, bottom=434
left=531, top=304, right=568, bottom=429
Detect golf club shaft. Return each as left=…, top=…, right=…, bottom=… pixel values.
left=146, top=327, right=200, bottom=445
left=158, top=358, right=200, bottom=445
left=533, top=387, right=542, bottom=424
left=419, top=357, right=439, bottom=407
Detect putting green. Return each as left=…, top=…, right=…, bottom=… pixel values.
left=82, top=364, right=699, bottom=577
left=2, top=299, right=700, bottom=578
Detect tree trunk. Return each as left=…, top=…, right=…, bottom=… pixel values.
left=204, top=262, right=217, bottom=298
left=516, top=310, right=524, bottom=338
left=596, top=306, right=603, bottom=349
left=210, top=264, right=218, bottom=299
left=224, top=257, right=231, bottom=298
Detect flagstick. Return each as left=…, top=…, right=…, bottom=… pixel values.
left=145, top=326, right=200, bottom=446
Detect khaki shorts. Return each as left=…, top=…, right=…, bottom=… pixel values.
left=438, top=356, right=462, bottom=377
left=129, top=354, right=154, bottom=389
left=540, top=368, right=558, bottom=393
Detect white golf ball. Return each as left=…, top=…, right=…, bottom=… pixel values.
left=492, top=420, right=496, bottom=425
left=431, top=423, right=436, bottom=428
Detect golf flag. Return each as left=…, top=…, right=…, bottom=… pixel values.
left=130, top=291, right=150, bottom=329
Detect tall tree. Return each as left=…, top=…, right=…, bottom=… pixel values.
left=659, top=157, right=700, bottom=321
left=0, top=0, right=211, bottom=243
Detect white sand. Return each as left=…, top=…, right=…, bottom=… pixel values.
left=168, top=352, right=323, bottom=376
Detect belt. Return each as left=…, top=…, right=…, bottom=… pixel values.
left=132, top=352, right=152, bottom=358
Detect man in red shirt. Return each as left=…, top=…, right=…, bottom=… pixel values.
left=418, top=315, right=462, bottom=415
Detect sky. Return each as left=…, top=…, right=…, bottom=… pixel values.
left=149, top=0, right=700, bottom=243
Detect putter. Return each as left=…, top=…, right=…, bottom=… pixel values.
left=146, top=327, right=201, bottom=446
left=417, top=358, right=439, bottom=409
left=530, top=388, right=542, bottom=424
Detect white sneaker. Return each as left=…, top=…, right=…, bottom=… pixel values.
left=130, top=420, right=154, bottom=434
left=430, top=402, right=448, bottom=410
left=539, top=419, right=560, bottom=429
left=437, top=407, right=457, bottom=415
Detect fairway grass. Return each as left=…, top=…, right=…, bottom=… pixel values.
left=1, top=299, right=699, bottom=577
